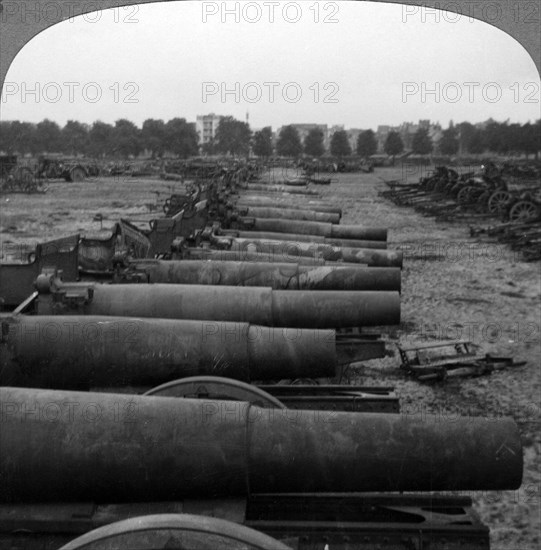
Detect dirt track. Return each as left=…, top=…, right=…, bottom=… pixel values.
left=1, top=168, right=540, bottom=549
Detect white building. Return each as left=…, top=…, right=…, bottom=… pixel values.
left=347, top=128, right=365, bottom=153
left=196, top=113, right=223, bottom=145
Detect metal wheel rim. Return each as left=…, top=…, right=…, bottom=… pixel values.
left=144, top=376, right=286, bottom=409
left=509, top=201, right=540, bottom=222
left=488, top=191, right=511, bottom=214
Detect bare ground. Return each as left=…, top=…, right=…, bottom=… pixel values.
left=1, top=169, right=539, bottom=548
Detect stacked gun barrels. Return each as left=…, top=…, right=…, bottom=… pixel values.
left=0, top=164, right=522, bottom=543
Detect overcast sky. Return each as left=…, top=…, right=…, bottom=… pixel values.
left=1, top=1, right=539, bottom=130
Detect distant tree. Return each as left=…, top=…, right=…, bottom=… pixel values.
left=520, top=120, right=541, bottom=159
left=532, top=119, right=541, bottom=159
left=8, top=121, right=38, bottom=155
left=411, top=127, right=433, bottom=155
left=62, top=120, right=89, bottom=156
left=457, top=122, right=475, bottom=154
left=504, top=123, right=523, bottom=156
left=113, top=119, right=142, bottom=158
left=276, top=125, right=303, bottom=157
left=141, top=119, right=166, bottom=158
left=468, top=129, right=484, bottom=154
left=0, top=121, right=11, bottom=153
left=215, top=116, right=252, bottom=156
left=438, top=126, right=459, bottom=156
left=165, top=118, right=199, bottom=158
left=35, top=119, right=62, bottom=153
left=303, top=128, right=325, bottom=157
left=484, top=121, right=506, bottom=154
left=87, top=121, right=115, bottom=158
left=384, top=131, right=404, bottom=160
left=356, top=129, right=377, bottom=157
left=330, top=130, right=351, bottom=157
left=253, top=126, right=273, bottom=157
left=201, top=138, right=217, bottom=156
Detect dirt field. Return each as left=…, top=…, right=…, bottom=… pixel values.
left=1, top=168, right=539, bottom=549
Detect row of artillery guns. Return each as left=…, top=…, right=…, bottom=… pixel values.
left=0, top=162, right=523, bottom=549
left=0, top=155, right=103, bottom=194
left=381, top=162, right=541, bottom=261
left=0, top=155, right=162, bottom=192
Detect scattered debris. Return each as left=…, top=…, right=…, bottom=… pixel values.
left=398, top=340, right=526, bottom=382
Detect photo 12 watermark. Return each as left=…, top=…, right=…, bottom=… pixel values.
left=4, top=318, right=142, bottom=346
left=402, top=2, right=540, bottom=24
left=201, top=81, right=340, bottom=104
left=399, top=320, right=540, bottom=345
left=0, top=399, right=138, bottom=423
left=1, top=81, right=140, bottom=104
left=397, top=240, right=529, bottom=264
left=402, top=82, right=540, bottom=104
left=201, top=322, right=335, bottom=344
left=200, top=400, right=338, bottom=425
left=400, top=400, right=540, bottom=424
left=0, top=1, right=140, bottom=24
left=201, top=1, right=340, bottom=24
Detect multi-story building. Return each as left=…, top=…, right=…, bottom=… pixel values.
left=196, top=113, right=223, bottom=145
left=376, top=120, right=443, bottom=153
left=376, top=125, right=393, bottom=153
left=347, top=128, right=365, bottom=154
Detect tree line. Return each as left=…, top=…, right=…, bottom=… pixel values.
left=269, top=120, right=540, bottom=160
left=217, top=119, right=539, bottom=159
left=380, top=120, right=540, bottom=160
left=1, top=117, right=539, bottom=159
left=0, top=118, right=199, bottom=159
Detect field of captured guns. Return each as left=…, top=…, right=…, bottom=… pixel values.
left=381, top=161, right=541, bottom=262
left=0, top=160, right=539, bottom=549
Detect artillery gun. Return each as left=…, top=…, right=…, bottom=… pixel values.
left=117, top=259, right=401, bottom=291
left=0, top=387, right=523, bottom=549
left=0, top=220, right=401, bottom=313
left=33, top=272, right=400, bottom=329
left=0, top=154, right=43, bottom=193
left=0, top=159, right=525, bottom=549
left=1, top=314, right=386, bottom=389
left=234, top=194, right=343, bottom=215
left=487, top=186, right=541, bottom=221
left=35, top=156, right=99, bottom=182
left=380, top=162, right=541, bottom=261
left=0, top=234, right=79, bottom=309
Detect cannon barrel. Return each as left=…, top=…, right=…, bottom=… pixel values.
left=241, top=207, right=340, bottom=224
left=237, top=217, right=387, bottom=241
left=229, top=239, right=402, bottom=268
left=235, top=196, right=342, bottom=215
left=180, top=248, right=331, bottom=266
left=243, top=184, right=319, bottom=195
left=0, top=387, right=523, bottom=503
left=0, top=316, right=336, bottom=388
left=321, top=245, right=403, bottom=267
left=37, top=281, right=400, bottom=328
left=129, top=260, right=401, bottom=291
left=330, top=224, right=387, bottom=241
left=230, top=231, right=387, bottom=250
